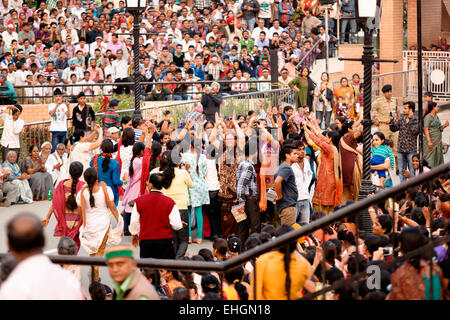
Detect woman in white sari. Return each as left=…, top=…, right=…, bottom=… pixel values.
left=76, top=167, right=123, bottom=283
left=1, top=151, right=33, bottom=204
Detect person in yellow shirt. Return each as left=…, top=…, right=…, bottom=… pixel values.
left=249, top=225, right=312, bottom=300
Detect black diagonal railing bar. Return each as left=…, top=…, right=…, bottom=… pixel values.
left=1, top=162, right=447, bottom=274
left=300, top=234, right=450, bottom=300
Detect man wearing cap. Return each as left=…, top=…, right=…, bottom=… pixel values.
left=90, top=36, right=107, bottom=56
left=2, top=24, right=18, bottom=48
left=61, top=59, right=83, bottom=84
left=105, top=245, right=160, bottom=300
left=102, top=99, right=121, bottom=129
left=372, top=84, right=399, bottom=162
left=279, top=68, right=293, bottom=88
left=118, top=23, right=129, bottom=43
left=129, top=173, right=183, bottom=259
left=258, top=67, right=271, bottom=91
left=49, top=88, right=69, bottom=152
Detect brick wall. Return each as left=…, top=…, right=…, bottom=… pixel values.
left=407, top=0, right=443, bottom=48
left=330, top=44, right=364, bottom=85
left=380, top=0, right=404, bottom=97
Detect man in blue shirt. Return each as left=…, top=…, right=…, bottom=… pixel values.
left=190, top=54, right=206, bottom=81
left=340, top=0, right=357, bottom=44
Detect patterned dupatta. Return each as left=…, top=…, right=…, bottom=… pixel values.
left=140, top=147, right=152, bottom=196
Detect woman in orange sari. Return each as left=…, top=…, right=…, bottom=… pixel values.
left=304, top=118, right=342, bottom=214
left=333, top=77, right=356, bottom=120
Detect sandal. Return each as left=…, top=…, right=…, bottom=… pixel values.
left=188, top=237, right=192, bottom=243
left=194, top=239, right=202, bottom=244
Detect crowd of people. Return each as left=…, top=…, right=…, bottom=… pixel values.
left=0, top=0, right=449, bottom=301
left=0, top=0, right=352, bottom=104
left=0, top=77, right=449, bottom=299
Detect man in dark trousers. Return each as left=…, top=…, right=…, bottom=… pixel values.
left=72, top=92, right=96, bottom=136
left=201, top=81, right=223, bottom=123
left=129, top=173, right=183, bottom=259
left=236, top=141, right=261, bottom=243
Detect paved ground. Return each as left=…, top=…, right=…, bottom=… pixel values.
left=0, top=200, right=212, bottom=299
left=1, top=109, right=449, bottom=298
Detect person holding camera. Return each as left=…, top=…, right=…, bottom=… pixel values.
left=201, top=82, right=223, bottom=124
left=314, top=72, right=333, bottom=130
left=0, top=104, right=23, bottom=163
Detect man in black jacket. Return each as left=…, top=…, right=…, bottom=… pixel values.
left=201, top=82, right=223, bottom=123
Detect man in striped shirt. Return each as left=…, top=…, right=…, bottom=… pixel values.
left=102, top=99, right=121, bottom=129
left=236, top=141, right=261, bottom=243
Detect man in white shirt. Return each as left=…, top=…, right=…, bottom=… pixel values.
left=2, top=24, right=18, bottom=47
left=89, top=35, right=107, bottom=56
left=45, top=143, right=68, bottom=187
left=48, top=88, right=69, bottom=152
left=70, top=0, right=86, bottom=21
left=0, top=213, right=85, bottom=300
left=268, top=19, right=284, bottom=40
left=129, top=173, right=182, bottom=259
left=79, top=70, right=99, bottom=97
left=61, top=60, right=84, bottom=84
left=0, top=104, right=23, bottom=163
left=258, top=68, right=271, bottom=91
left=251, top=19, right=269, bottom=41
left=166, top=20, right=182, bottom=42
left=111, top=49, right=130, bottom=95
left=291, top=141, right=313, bottom=225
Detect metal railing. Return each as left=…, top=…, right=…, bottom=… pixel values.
left=9, top=79, right=274, bottom=103
left=296, top=39, right=322, bottom=70
left=0, top=88, right=294, bottom=162
left=403, top=50, right=450, bottom=101
left=1, top=161, right=448, bottom=299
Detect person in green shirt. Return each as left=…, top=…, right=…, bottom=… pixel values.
left=0, top=74, right=18, bottom=105
left=239, top=30, right=255, bottom=52
left=105, top=245, right=160, bottom=300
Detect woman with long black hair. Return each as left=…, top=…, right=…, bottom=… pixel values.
left=42, top=161, right=85, bottom=253
left=77, top=167, right=123, bottom=282
left=68, top=124, right=103, bottom=173
left=387, top=227, right=444, bottom=300
left=151, top=150, right=193, bottom=259
left=249, top=225, right=311, bottom=299
left=182, top=138, right=210, bottom=244
left=90, top=139, right=123, bottom=206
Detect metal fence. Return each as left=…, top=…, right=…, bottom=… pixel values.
left=403, top=50, right=450, bottom=101
left=1, top=161, right=448, bottom=300
left=0, top=88, right=293, bottom=162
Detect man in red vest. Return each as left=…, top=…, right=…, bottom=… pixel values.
left=129, top=173, right=183, bottom=259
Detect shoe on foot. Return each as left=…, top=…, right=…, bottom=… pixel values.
left=194, top=238, right=202, bottom=244
left=188, top=237, right=192, bottom=243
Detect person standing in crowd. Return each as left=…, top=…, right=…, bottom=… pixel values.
left=423, top=102, right=449, bottom=168
left=0, top=74, right=18, bottom=105
left=333, top=77, right=355, bottom=119
left=129, top=173, right=183, bottom=259
left=314, top=72, right=333, bottom=130
left=48, top=88, right=69, bottom=153
left=372, top=84, right=398, bottom=170
left=0, top=104, right=23, bottom=163
left=201, top=82, right=223, bottom=124
left=241, top=0, right=260, bottom=33
left=68, top=125, right=103, bottom=173
left=236, top=141, right=261, bottom=243
left=105, top=245, right=160, bottom=300
left=72, top=92, right=96, bottom=136
left=77, top=167, right=123, bottom=283
left=91, top=139, right=123, bottom=206
left=274, top=144, right=299, bottom=226
left=42, top=161, right=85, bottom=253
left=389, top=101, right=420, bottom=182
left=291, top=141, right=313, bottom=225
left=183, top=138, right=210, bottom=244
left=154, top=150, right=193, bottom=259
left=339, top=119, right=363, bottom=202
left=340, top=0, right=357, bottom=44
left=289, top=66, right=314, bottom=109
left=304, top=118, right=342, bottom=214
left=102, top=99, right=121, bottom=129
